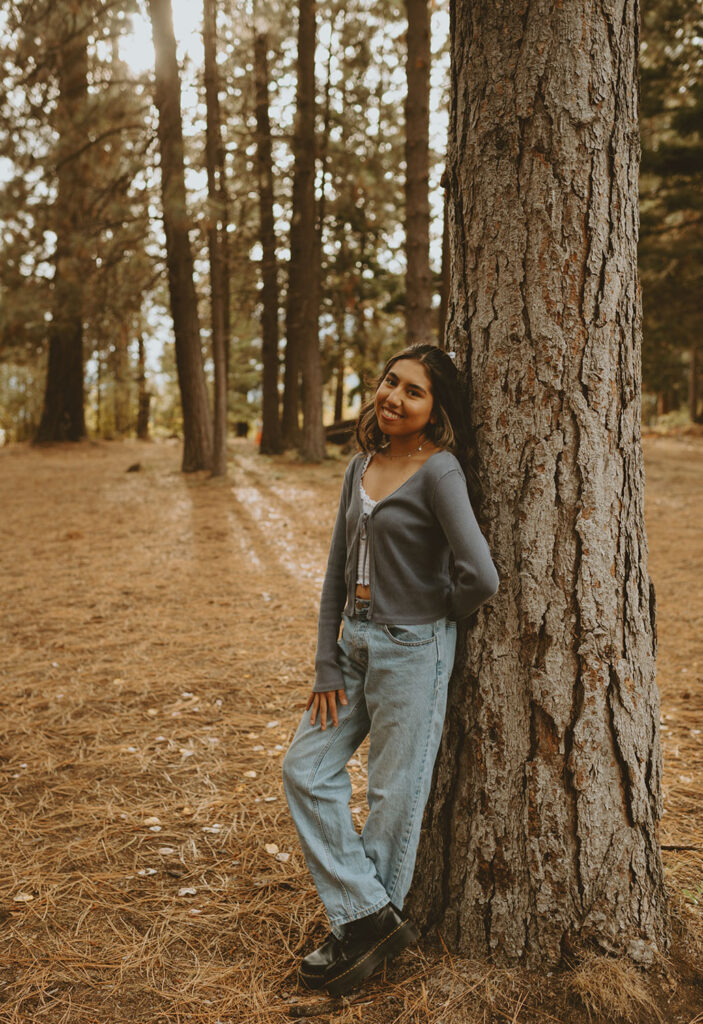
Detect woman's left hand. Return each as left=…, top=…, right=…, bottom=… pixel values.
left=305, top=689, right=348, bottom=730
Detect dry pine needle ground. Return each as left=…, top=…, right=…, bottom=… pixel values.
left=0, top=434, right=701, bottom=1024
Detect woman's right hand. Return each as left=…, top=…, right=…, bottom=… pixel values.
left=306, top=689, right=348, bottom=730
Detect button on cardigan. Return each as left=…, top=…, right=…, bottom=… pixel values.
left=313, top=449, right=500, bottom=693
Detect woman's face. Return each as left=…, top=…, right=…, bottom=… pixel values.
left=374, top=358, right=434, bottom=439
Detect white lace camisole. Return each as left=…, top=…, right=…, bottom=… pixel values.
left=357, top=453, right=377, bottom=586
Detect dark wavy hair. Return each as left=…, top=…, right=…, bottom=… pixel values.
left=355, top=343, right=483, bottom=506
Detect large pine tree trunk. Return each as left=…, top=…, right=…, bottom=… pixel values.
left=409, top=0, right=668, bottom=966
left=288, top=0, right=325, bottom=462
left=203, top=0, right=229, bottom=477
left=255, top=31, right=283, bottom=456
left=148, top=0, right=213, bottom=472
left=35, top=25, right=89, bottom=444
left=404, top=0, right=433, bottom=343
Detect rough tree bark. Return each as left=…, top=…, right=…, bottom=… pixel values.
left=203, top=0, right=229, bottom=477
left=404, top=0, right=433, bottom=343
left=254, top=31, right=283, bottom=456
left=409, top=0, right=668, bottom=966
left=35, top=23, right=89, bottom=443
left=286, top=0, right=325, bottom=461
left=148, top=0, right=213, bottom=472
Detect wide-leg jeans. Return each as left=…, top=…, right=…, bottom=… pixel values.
left=282, top=605, right=457, bottom=937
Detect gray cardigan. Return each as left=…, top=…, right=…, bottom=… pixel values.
left=313, top=450, right=499, bottom=692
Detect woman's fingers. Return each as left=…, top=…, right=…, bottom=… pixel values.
left=326, top=692, right=338, bottom=728
left=307, top=690, right=347, bottom=729
left=309, top=693, right=320, bottom=725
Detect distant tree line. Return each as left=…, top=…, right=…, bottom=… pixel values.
left=0, top=0, right=701, bottom=467
left=639, top=0, right=703, bottom=423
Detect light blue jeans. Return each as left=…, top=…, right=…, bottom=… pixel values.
left=282, top=601, right=457, bottom=937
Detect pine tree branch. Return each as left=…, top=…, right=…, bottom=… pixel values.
left=55, top=123, right=155, bottom=171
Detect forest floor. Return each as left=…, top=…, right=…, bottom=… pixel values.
left=1, top=434, right=702, bottom=1024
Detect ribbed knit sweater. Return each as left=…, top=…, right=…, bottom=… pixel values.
left=313, top=449, right=499, bottom=693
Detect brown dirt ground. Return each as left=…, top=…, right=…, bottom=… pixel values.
left=0, top=434, right=701, bottom=1024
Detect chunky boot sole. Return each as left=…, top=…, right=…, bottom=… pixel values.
left=298, top=966, right=329, bottom=990
left=298, top=972, right=326, bottom=991
left=298, top=932, right=343, bottom=990
left=324, top=919, right=419, bottom=997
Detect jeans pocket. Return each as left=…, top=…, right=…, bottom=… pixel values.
left=383, top=623, right=436, bottom=647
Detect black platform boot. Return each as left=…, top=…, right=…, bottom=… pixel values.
left=323, top=903, right=419, bottom=996
left=298, top=931, right=344, bottom=990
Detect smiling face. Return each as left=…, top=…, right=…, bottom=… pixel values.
left=374, top=358, right=435, bottom=441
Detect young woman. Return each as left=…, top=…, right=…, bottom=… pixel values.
left=282, top=343, right=499, bottom=996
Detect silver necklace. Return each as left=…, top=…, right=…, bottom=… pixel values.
left=380, top=441, right=426, bottom=460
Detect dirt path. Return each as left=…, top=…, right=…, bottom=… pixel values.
left=639, top=435, right=703, bottom=947
left=0, top=435, right=701, bottom=1024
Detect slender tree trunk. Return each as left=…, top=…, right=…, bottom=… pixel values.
left=203, top=0, right=229, bottom=477
left=281, top=313, right=301, bottom=447
left=689, top=344, right=698, bottom=422
left=254, top=31, right=283, bottom=456
left=136, top=334, right=150, bottom=440
left=333, top=288, right=347, bottom=423
left=111, top=324, right=131, bottom=435
left=287, top=0, right=325, bottom=461
left=354, top=293, right=368, bottom=405
left=281, top=58, right=302, bottom=459
left=404, top=0, right=433, bottom=343
left=354, top=210, right=371, bottom=399
left=35, top=26, right=89, bottom=444
left=334, top=350, right=344, bottom=423
left=148, top=0, right=213, bottom=472
left=281, top=323, right=301, bottom=444
left=96, top=350, right=102, bottom=437
left=216, top=83, right=231, bottom=384
left=438, top=174, right=450, bottom=349
left=409, top=0, right=668, bottom=966
left=317, top=13, right=335, bottom=292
